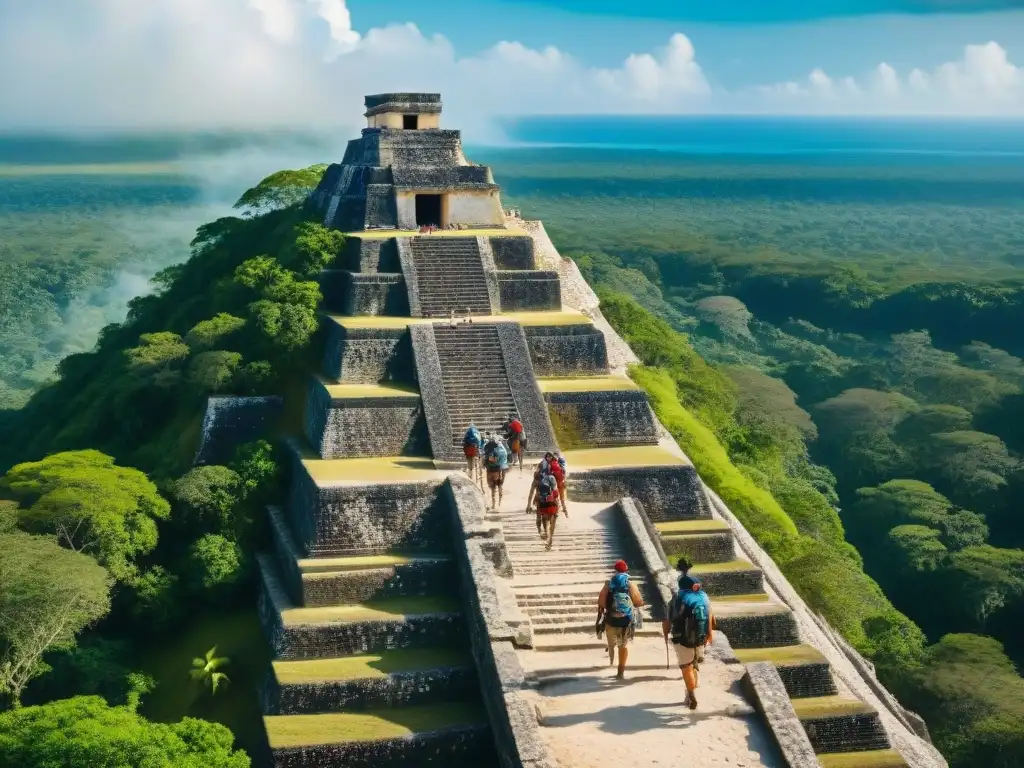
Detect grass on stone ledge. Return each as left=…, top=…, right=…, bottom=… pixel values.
left=691, top=559, right=757, bottom=574
left=733, top=644, right=827, bottom=666
left=538, top=375, right=639, bottom=392
left=264, top=702, right=485, bottom=748
left=656, top=519, right=731, bottom=535
left=817, top=750, right=908, bottom=768
left=563, top=445, right=684, bottom=469
left=273, top=648, right=472, bottom=684
left=792, top=695, right=875, bottom=720
left=280, top=596, right=461, bottom=626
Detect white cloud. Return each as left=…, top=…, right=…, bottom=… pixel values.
left=0, top=1, right=1021, bottom=133
left=747, top=41, right=1024, bottom=114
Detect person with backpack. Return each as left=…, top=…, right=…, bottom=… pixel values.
left=483, top=434, right=509, bottom=511
left=503, top=413, right=526, bottom=472
left=462, top=423, right=484, bottom=488
left=662, top=556, right=715, bottom=710
left=528, top=453, right=559, bottom=539
left=597, top=560, right=645, bottom=680
left=526, top=459, right=564, bottom=550
left=553, top=451, right=568, bottom=514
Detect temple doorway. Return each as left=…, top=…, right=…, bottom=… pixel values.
left=403, top=114, right=419, bottom=129
left=415, top=194, right=443, bottom=227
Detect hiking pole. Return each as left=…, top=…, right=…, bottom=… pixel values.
left=664, top=635, right=670, bottom=670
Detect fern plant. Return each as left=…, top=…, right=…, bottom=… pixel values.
left=188, top=646, right=230, bottom=695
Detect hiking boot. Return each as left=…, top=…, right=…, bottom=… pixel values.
left=687, top=692, right=698, bottom=710
left=615, top=669, right=625, bottom=680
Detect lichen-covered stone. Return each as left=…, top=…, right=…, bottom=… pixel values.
left=497, top=271, right=561, bottom=312
left=301, top=560, right=454, bottom=607
left=545, top=391, right=658, bottom=449
left=717, top=611, right=801, bottom=649
left=567, top=465, right=713, bottom=521
left=525, top=325, right=609, bottom=376
left=661, top=532, right=736, bottom=563
left=319, top=271, right=408, bottom=316
left=489, top=236, right=536, bottom=270
left=340, top=237, right=401, bottom=273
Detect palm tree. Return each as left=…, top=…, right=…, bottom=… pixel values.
left=188, top=646, right=230, bottom=695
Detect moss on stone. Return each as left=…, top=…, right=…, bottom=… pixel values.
left=299, top=554, right=450, bottom=575
left=538, top=376, right=639, bottom=393
left=272, top=648, right=471, bottom=684
left=714, top=592, right=771, bottom=604
left=264, top=701, right=485, bottom=748
left=301, top=454, right=443, bottom=485
left=317, top=377, right=420, bottom=399
left=280, top=596, right=461, bottom=626
left=792, top=695, right=875, bottom=721
left=691, top=559, right=758, bottom=574
left=548, top=408, right=587, bottom=450
left=562, top=445, right=684, bottom=469
left=656, top=519, right=731, bottom=535
left=818, top=749, right=908, bottom=767
left=733, top=644, right=827, bottom=667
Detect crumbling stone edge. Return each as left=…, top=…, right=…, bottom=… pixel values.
left=395, top=237, right=423, bottom=317
left=409, top=323, right=457, bottom=462
left=743, top=662, right=820, bottom=768
left=445, top=474, right=556, bottom=768
left=478, top=235, right=503, bottom=314
left=495, top=322, right=558, bottom=456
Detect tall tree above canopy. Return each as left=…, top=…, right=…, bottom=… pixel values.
left=1, top=450, right=170, bottom=582
left=233, top=164, right=328, bottom=214
left=0, top=533, right=111, bottom=706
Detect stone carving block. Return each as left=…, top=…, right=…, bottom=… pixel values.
left=322, top=324, right=414, bottom=384
left=545, top=390, right=658, bottom=449
left=566, top=465, right=713, bottom=521
left=525, top=325, right=609, bottom=376
left=489, top=236, right=536, bottom=270
left=498, top=271, right=561, bottom=312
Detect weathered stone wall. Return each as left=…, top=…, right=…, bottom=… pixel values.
left=300, top=560, right=454, bottom=607
left=267, top=728, right=491, bottom=768
left=525, top=325, right=609, bottom=376
left=340, top=237, right=401, bottom=272
left=319, top=271, right=408, bottom=315
left=545, top=390, right=659, bottom=448
left=322, top=324, right=414, bottom=384
left=394, top=189, right=504, bottom=230
left=489, top=236, right=535, bottom=270
left=497, top=271, right=561, bottom=312
left=285, top=453, right=448, bottom=556
left=566, top=464, right=713, bottom=521
left=445, top=475, right=556, bottom=768
left=494, top=322, right=557, bottom=457
left=303, top=379, right=427, bottom=459
left=194, top=396, right=283, bottom=466
left=409, top=323, right=455, bottom=460
left=395, top=239, right=424, bottom=317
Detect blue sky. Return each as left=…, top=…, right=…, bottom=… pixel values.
left=1, top=0, right=1023, bottom=130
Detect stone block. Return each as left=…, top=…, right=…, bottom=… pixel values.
left=301, top=559, right=455, bottom=607
left=489, top=236, right=536, bottom=269
left=694, top=566, right=764, bottom=597
left=778, top=662, right=839, bottom=699
left=287, top=473, right=449, bottom=557
left=263, top=664, right=477, bottom=714
left=743, top=662, right=820, bottom=768
left=268, top=725, right=493, bottom=768
left=497, top=271, right=561, bottom=311
left=525, top=325, right=609, bottom=376
left=545, top=391, right=658, bottom=449
left=321, top=324, right=414, bottom=384
left=194, top=396, right=283, bottom=466
left=340, top=237, right=401, bottom=272
left=717, top=610, right=801, bottom=649
left=303, top=379, right=427, bottom=459
left=566, top=465, right=713, bottom=521
left=661, top=532, right=736, bottom=563
left=319, top=271, right=408, bottom=316
left=801, top=711, right=891, bottom=754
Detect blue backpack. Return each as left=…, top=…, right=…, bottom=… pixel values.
left=671, top=589, right=710, bottom=648
left=607, top=574, right=633, bottom=626
left=463, top=427, right=481, bottom=447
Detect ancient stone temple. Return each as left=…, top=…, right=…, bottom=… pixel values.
left=248, top=93, right=945, bottom=768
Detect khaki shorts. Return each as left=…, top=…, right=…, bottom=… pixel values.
left=605, top=623, right=631, bottom=649
left=673, top=644, right=706, bottom=668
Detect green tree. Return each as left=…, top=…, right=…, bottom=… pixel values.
left=233, top=164, right=326, bottom=212
left=2, top=451, right=170, bottom=582
left=188, top=647, right=230, bottom=696
left=0, top=533, right=111, bottom=707
left=169, top=466, right=242, bottom=536
left=188, top=351, right=242, bottom=394
left=948, top=545, right=1024, bottom=629
left=281, top=221, right=346, bottom=276
left=129, top=566, right=182, bottom=633
left=0, top=696, right=249, bottom=766
left=185, top=313, right=246, bottom=351
left=184, top=535, right=244, bottom=594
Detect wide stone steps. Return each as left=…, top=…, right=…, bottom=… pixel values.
left=733, top=644, right=838, bottom=699
left=411, top=237, right=491, bottom=316
left=792, top=696, right=891, bottom=754
left=266, top=648, right=477, bottom=714
left=434, top=324, right=519, bottom=448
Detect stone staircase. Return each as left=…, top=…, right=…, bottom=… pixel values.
left=409, top=237, right=491, bottom=317
left=656, top=518, right=906, bottom=765
left=433, top=323, right=518, bottom=448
